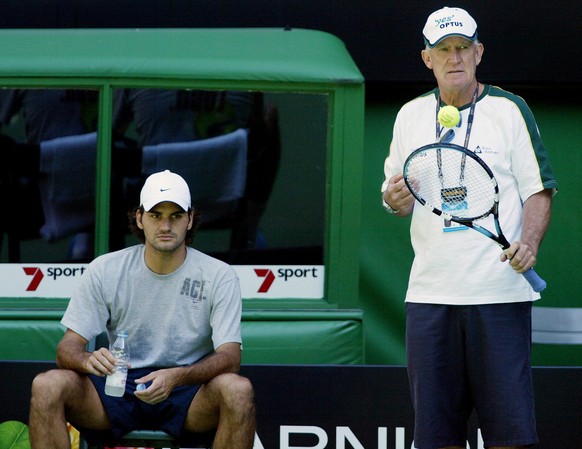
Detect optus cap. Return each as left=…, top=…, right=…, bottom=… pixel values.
left=423, top=7, right=478, bottom=48
left=140, top=170, right=191, bottom=212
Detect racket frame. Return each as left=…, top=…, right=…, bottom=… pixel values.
left=403, top=142, right=545, bottom=291
left=403, top=143, right=504, bottom=242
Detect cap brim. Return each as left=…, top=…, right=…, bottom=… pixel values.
left=142, top=199, right=190, bottom=212
left=425, top=32, right=478, bottom=48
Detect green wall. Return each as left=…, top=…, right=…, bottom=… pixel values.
left=360, top=85, right=582, bottom=366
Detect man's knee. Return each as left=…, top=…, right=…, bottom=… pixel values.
left=225, top=374, right=254, bottom=399
left=213, top=373, right=254, bottom=409
left=228, top=375, right=254, bottom=419
left=31, top=369, right=83, bottom=404
left=32, top=370, right=62, bottom=395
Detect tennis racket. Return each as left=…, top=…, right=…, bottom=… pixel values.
left=403, top=140, right=546, bottom=292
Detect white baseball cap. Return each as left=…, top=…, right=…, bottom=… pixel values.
left=422, top=7, right=478, bottom=48
left=140, top=170, right=191, bottom=212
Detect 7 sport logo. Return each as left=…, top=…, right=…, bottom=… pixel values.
left=23, top=267, right=44, bottom=291
left=22, top=266, right=87, bottom=292
left=254, top=269, right=276, bottom=293
left=253, top=267, right=320, bottom=294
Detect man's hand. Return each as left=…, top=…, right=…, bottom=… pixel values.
left=500, top=189, right=553, bottom=274
left=133, top=343, right=242, bottom=405
left=57, top=329, right=123, bottom=376
left=500, top=241, right=537, bottom=274
left=135, top=368, right=177, bottom=404
left=383, top=173, right=416, bottom=215
left=83, top=347, right=118, bottom=377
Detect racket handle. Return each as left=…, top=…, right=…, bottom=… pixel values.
left=522, top=268, right=546, bottom=292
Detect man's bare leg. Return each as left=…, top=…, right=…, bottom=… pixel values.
left=184, top=373, right=255, bottom=449
left=29, top=369, right=110, bottom=449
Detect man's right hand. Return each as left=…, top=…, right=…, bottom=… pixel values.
left=57, top=329, right=120, bottom=376
left=84, top=347, right=118, bottom=376
left=383, top=173, right=416, bottom=215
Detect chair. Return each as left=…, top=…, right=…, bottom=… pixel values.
left=37, top=132, right=97, bottom=242
left=84, top=429, right=215, bottom=449
left=0, top=132, right=135, bottom=262
left=142, top=128, right=249, bottom=249
left=0, top=132, right=97, bottom=262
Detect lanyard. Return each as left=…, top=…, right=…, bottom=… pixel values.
left=435, top=83, right=479, bottom=148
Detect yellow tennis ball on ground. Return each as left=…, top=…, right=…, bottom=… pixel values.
left=438, top=105, right=461, bottom=128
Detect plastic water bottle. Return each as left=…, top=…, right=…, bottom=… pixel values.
left=105, top=331, right=130, bottom=397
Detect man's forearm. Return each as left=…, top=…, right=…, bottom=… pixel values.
left=56, top=337, right=91, bottom=372
left=521, top=189, right=553, bottom=254
left=171, top=343, right=241, bottom=387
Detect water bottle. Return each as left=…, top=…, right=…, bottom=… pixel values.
left=105, top=331, right=129, bottom=397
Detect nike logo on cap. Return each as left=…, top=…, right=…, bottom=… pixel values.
left=160, top=188, right=172, bottom=192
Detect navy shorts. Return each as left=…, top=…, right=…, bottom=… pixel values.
left=406, top=302, right=538, bottom=449
left=78, top=367, right=201, bottom=447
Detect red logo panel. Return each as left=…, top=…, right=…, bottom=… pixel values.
left=254, top=269, right=275, bottom=293
left=23, top=267, right=44, bottom=291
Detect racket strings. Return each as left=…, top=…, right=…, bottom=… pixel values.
left=405, top=147, right=496, bottom=220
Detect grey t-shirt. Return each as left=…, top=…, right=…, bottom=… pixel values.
left=62, top=245, right=242, bottom=368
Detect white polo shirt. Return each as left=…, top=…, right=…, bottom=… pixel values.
left=382, top=84, right=557, bottom=305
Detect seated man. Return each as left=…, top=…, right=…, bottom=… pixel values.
left=28, top=170, right=256, bottom=449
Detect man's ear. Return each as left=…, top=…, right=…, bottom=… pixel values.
left=136, top=209, right=144, bottom=230
left=475, top=42, right=484, bottom=66
left=187, top=210, right=194, bottom=230
left=421, top=49, right=433, bottom=69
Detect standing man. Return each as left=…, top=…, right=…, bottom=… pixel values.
left=381, top=7, right=557, bottom=449
left=29, top=170, right=256, bottom=449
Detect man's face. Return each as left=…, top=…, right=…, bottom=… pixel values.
left=421, top=36, right=484, bottom=92
left=136, top=201, right=193, bottom=254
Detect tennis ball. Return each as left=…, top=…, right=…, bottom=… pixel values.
left=438, top=105, right=461, bottom=128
